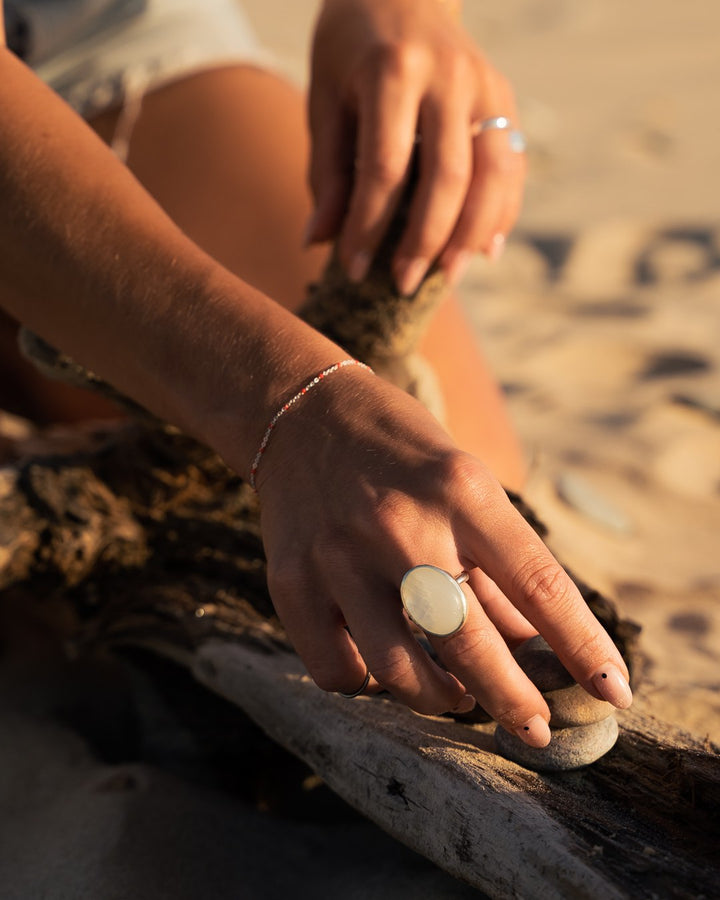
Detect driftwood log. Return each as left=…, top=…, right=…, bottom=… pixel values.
left=0, top=421, right=718, bottom=898
left=1, top=187, right=719, bottom=896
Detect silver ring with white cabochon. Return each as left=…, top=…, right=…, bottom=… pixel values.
left=400, top=565, right=470, bottom=638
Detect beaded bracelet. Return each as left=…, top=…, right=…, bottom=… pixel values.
left=248, top=358, right=374, bottom=491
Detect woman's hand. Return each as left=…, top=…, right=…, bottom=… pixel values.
left=306, top=0, right=527, bottom=294
left=254, top=369, right=632, bottom=748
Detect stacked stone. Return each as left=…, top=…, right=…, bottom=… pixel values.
left=494, top=635, right=619, bottom=771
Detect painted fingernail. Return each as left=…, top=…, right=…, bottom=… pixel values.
left=515, top=714, right=551, bottom=748
left=395, top=257, right=429, bottom=296
left=302, top=210, right=319, bottom=247
left=592, top=665, right=633, bottom=709
left=348, top=251, right=371, bottom=283
left=488, top=233, right=505, bottom=262
left=444, top=250, right=472, bottom=288
left=451, top=694, right=476, bottom=715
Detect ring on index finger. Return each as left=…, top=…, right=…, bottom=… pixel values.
left=471, top=116, right=527, bottom=153
left=400, top=565, right=469, bottom=637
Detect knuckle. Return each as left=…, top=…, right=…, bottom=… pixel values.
left=441, top=624, right=497, bottom=666
left=358, top=154, right=407, bottom=189
left=442, top=48, right=477, bottom=88
left=366, top=644, right=415, bottom=688
left=440, top=451, right=497, bottom=509
left=566, top=629, right=610, bottom=671
left=366, top=39, right=428, bottom=81
left=512, top=556, right=574, bottom=614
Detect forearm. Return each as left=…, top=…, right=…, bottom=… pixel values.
left=0, top=48, right=340, bottom=471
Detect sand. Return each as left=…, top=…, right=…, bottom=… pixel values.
left=1, top=1, right=719, bottom=896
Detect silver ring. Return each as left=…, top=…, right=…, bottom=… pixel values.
left=472, top=117, right=527, bottom=153
left=473, top=116, right=513, bottom=134
left=338, top=669, right=370, bottom=699
left=400, top=565, right=469, bottom=638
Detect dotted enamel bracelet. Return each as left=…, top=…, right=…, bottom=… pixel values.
left=248, top=359, right=374, bottom=491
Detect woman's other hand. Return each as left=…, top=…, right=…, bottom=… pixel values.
left=306, top=0, right=527, bottom=294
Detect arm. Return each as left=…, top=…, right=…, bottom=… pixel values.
left=0, top=25, right=631, bottom=744
left=0, top=40, right=340, bottom=461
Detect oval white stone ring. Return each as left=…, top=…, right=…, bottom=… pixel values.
left=400, top=565, right=470, bottom=638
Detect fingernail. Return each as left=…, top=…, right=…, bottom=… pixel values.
left=514, top=714, right=551, bottom=748
left=592, top=665, right=633, bottom=709
left=302, top=210, right=319, bottom=248
left=444, top=250, right=471, bottom=288
left=348, top=251, right=371, bottom=283
left=488, top=233, right=505, bottom=262
left=451, top=694, right=476, bottom=715
left=395, top=257, right=429, bottom=296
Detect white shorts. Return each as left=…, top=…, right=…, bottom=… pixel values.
left=24, top=0, right=274, bottom=120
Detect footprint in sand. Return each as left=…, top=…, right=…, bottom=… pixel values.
left=640, top=350, right=713, bottom=380
left=635, top=229, right=720, bottom=285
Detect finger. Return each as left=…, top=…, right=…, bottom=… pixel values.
left=338, top=69, right=421, bottom=281
left=452, top=477, right=633, bottom=710
left=440, top=127, right=527, bottom=283
left=267, top=566, right=368, bottom=696
left=307, top=88, right=355, bottom=245
left=468, top=568, right=537, bottom=649
left=337, top=573, right=472, bottom=716
left=440, top=62, right=525, bottom=280
left=492, top=142, right=526, bottom=238
left=392, top=89, right=473, bottom=296
left=432, top=580, right=552, bottom=747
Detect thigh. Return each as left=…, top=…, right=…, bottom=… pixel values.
left=419, top=294, right=526, bottom=490
left=90, top=65, right=328, bottom=311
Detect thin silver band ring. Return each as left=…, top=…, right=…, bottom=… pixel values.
left=338, top=669, right=370, bottom=699
left=472, top=117, right=527, bottom=153
left=472, top=116, right=513, bottom=135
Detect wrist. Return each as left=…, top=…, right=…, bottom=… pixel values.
left=247, top=359, right=374, bottom=491
left=169, top=269, right=350, bottom=481
left=253, top=354, right=456, bottom=501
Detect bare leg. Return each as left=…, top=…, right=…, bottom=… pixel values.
left=6, top=64, right=525, bottom=487
left=91, top=66, right=326, bottom=311
left=419, top=294, right=526, bottom=489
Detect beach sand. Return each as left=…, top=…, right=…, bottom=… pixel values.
left=1, top=1, right=718, bottom=896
